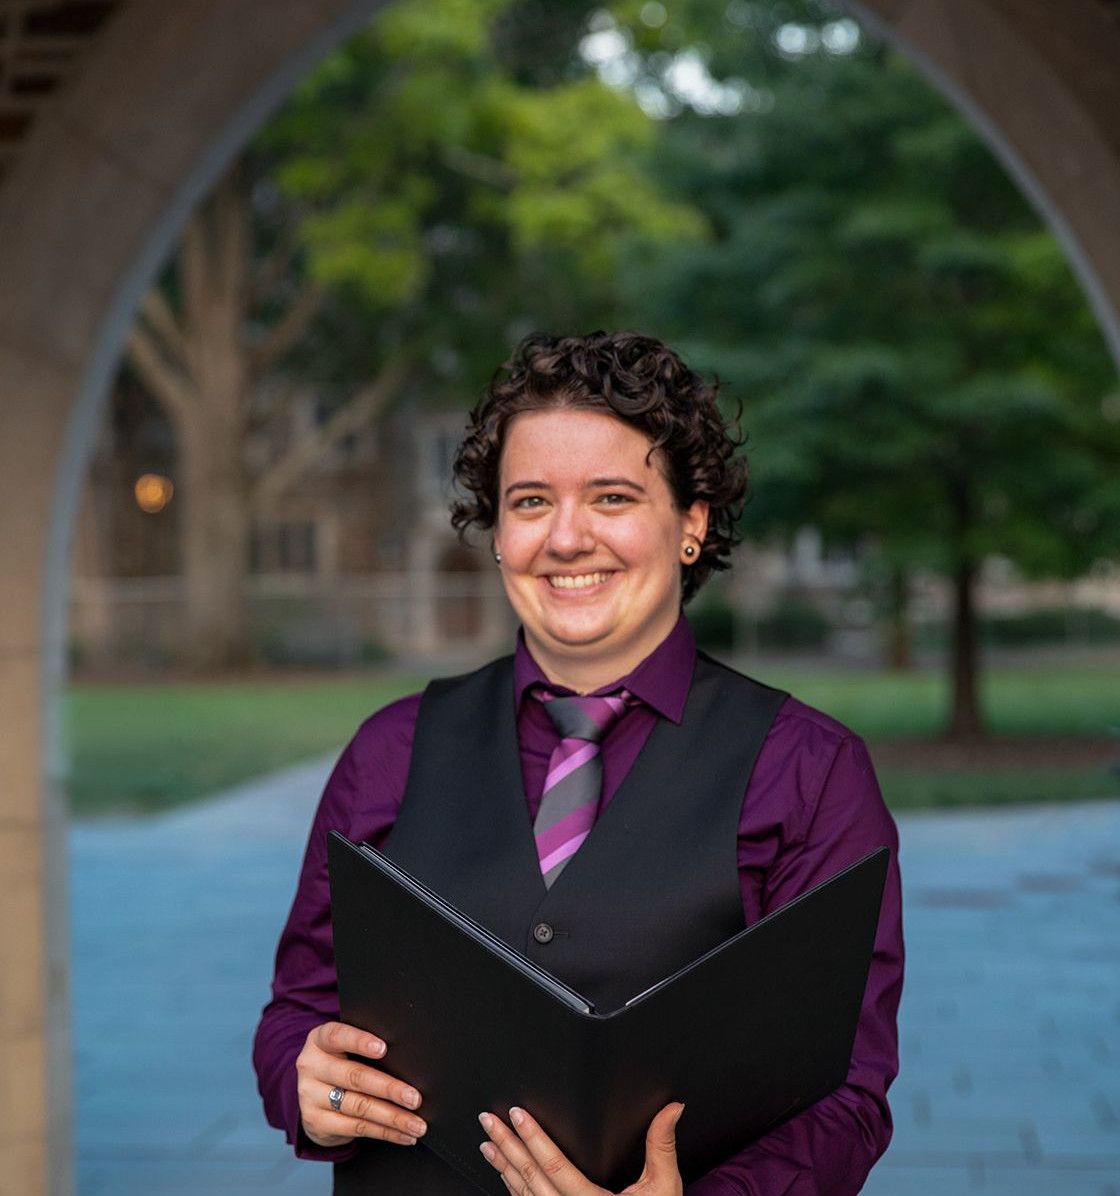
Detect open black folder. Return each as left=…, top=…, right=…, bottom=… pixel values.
left=328, top=832, right=889, bottom=1194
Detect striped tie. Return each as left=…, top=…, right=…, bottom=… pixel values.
left=533, top=690, right=631, bottom=888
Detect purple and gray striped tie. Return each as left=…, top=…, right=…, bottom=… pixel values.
left=533, top=689, right=631, bottom=888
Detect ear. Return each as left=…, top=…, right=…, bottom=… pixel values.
left=682, top=499, right=709, bottom=545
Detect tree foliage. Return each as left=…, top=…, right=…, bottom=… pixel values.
left=121, top=0, right=1120, bottom=708
left=256, top=0, right=705, bottom=402
left=609, top=0, right=1120, bottom=732
left=125, top=0, right=705, bottom=668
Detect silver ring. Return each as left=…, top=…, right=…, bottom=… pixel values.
left=328, top=1086, right=345, bottom=1112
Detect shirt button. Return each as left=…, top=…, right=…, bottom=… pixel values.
left=533, top=922, right=554, bottom=944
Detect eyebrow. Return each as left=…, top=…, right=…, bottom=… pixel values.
left=504, top=481, right=548, bottom=498
left=503, top=477, right=647, bottom=499
left=588, top=477, right=646, bottom=493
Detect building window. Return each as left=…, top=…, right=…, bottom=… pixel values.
left=251, top=521, right=318, bottom=574
left=421, top=429, right=458, bottom=500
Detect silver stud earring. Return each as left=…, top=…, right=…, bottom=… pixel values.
left=494, top=551, right=502, bottom=565
left=682, top=543, right=697, bottom=559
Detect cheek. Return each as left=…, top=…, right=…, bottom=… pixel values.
left=612, top=519, right=680, bottom=573
left=497, top=521, right=541, bottom=567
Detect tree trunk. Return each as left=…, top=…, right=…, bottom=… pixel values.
left=179, top=416, right=252, bottom=671
left=127, top=158, right=387, bottom=671
left=175, top=170, right=254, bottom=671
left=947, top=479, right=985, bottom=738
left=886, top=564, right=911, bottom=671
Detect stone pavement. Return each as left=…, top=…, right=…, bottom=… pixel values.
left=71, top=761, right=1120, bottom=1195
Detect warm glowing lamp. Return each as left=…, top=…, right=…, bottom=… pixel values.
left=134, top=473, right=173, bottom=513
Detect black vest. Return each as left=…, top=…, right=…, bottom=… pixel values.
left=334, top=651, right=786, bottom=1195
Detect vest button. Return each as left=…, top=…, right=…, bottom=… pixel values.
left=532, top=922, right=554, bottom=944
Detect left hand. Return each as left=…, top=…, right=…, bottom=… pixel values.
left=478, top=1101, right=685, bottom=1196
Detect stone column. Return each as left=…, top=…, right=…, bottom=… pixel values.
left=0, top=3, right=386, bottom=1191
left=0, top=346, right=73, bottom=1196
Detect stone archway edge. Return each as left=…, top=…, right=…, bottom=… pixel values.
left=0, top=3, right=387, bottom=1193
left=844, top=0, right=1120, bottom=367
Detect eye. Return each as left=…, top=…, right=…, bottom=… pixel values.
left=596, top=492, right=634, bottom=507
left=512, top=494, right=546, bottom=510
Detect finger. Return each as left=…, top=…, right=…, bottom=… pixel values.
left=319, top=1056, right=423, bottom=1112
left=636, top=1103, right=684, bottom=1186
left=508, top=1106, right=594, bottom=1193
left=311, top=1020, right=387, bottom=1061
left=478, top=1120, right=528, bottom=1192
left=479, top=1111, right=565, bottom=1196
left=308, top=1106, right=421, bottom=1148
left=486, top=1149, right=543, bottom=1196
left=328, top=1084, right=427, bottom=1140
left=479, top=1139, right=518, bottom=1187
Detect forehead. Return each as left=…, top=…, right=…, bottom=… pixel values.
left=500, top=409, right=660, bottom=481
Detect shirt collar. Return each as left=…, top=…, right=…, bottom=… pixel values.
left=512, top=613, right=695, bottom=725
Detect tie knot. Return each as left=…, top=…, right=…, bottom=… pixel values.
left=537, top=689, right=631, bottom=743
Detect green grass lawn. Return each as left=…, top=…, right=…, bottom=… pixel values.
left=754, top=661, right=1120, bottom=738
left=755, top=661, right=1120, bottom=810
left=64, top=673, right=424, bottom=817
left=871, top=767, right=1114, bottom=811
left=63, top=662, right=1120, bottom=817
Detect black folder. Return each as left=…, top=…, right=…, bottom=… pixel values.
left=327, top=832, right=888, bottom=1194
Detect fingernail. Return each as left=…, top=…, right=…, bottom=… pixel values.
left=480, top=1142, right=497, bottom=1162
left=368, top=1038, right=386, bottom=1057
left=408, top=1118, right=427, bottom=1137
left=674, top=1103, right=685, bottom=1125
left=478, top=1112, right=494, bottom=1132
left=510, top=1107, right=525, bottom=1127
left=403, top=1088, right=421, bottom=1108
left=400, top=1134, right=417, bottom=1146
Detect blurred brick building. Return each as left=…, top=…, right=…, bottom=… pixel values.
left=69, top=386, right=511, bottom=669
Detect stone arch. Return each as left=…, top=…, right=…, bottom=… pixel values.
left=843, top=0, right=1120, bottom=366
left=0, top=4, right=389, bottom=1191
left=2, top=2, right=1119, bottom=1192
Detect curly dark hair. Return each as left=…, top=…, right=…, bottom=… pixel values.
left=451, top=330, right=748, bottom=602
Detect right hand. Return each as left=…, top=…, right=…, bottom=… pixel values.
left=296, top=1020, right=427, bottom=1148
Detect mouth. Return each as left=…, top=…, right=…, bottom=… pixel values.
left=545, top=571, right=613, bottom=590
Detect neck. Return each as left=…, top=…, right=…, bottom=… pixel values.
left=525, top=617, right=679, bottom=694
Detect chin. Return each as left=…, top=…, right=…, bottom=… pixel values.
left=544, top=625, right=614, bottom=651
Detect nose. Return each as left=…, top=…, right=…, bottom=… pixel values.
left=546, top=499, right=594, bottom=558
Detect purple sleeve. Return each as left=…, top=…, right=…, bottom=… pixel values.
left=251, top=695, right=420, bottom=1161
left=687, top=733, right=904, bottom=1196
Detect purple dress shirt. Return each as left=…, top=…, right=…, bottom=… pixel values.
left=253, top=616, right=904, bottom=1195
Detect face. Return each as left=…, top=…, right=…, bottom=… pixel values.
left=493, top=408, right=708, bottom=690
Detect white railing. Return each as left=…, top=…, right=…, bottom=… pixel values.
left=68, top=572, right=516, bottom=670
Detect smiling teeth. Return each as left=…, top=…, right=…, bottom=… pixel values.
left=549, top=573, right=609, bottom=589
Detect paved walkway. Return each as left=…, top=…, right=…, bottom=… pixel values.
left=71, top=761, right=1120, bottom=1195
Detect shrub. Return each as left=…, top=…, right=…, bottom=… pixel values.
left=983, top=607, right=1120, bottom=647
left=917, top=607, right=1120, bottom=650
left=688, top=592, right=737, bottom=650
left=756, top=602, right=832, bottom=651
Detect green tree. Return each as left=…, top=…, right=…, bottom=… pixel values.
left=261, top=0, right=703, bottom=384
left=617, top=3, right=1120, bottom=736
left=126, top=0, right=702, bottom=669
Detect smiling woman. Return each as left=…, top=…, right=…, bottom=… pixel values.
left=492, top=408, right=708, bottom=692
left=253, top=331, right=904, bottom=1196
